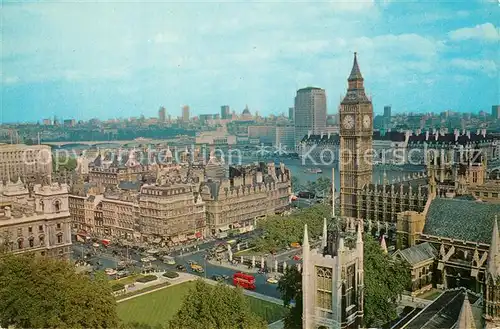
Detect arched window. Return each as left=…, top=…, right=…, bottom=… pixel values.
left=17, top=238, right=23, bottom=250
left=39, top=200, right=44, bottom=212
left=54, top=200, right=61, bottom=213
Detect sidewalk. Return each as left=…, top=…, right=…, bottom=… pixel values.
left=207, top=258, right=260, bottom=273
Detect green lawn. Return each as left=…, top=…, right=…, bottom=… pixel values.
left=117, top=282, right=286, bottom=326
left=419, top=288, right=442, bottom=301
left=110, top=274, right=146, bottom=286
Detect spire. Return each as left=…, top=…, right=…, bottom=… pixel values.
left=380, top=235, right=388, bottom=254
left=338, top=237, right=345, bottom=252
left=356, top=221, right=363, bottom=244
left=348, top=52, right=363, bottom=81
left=322, top=218, right=328, bottom=250
left=454, top=293, right=476, bottom=329
left=303, top=224, right=310, bottom=249
left=488, top=216, right=500, bottom=281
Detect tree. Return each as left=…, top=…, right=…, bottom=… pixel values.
left=0, top=254, right=119, bottom=329
left=277, top=266, right=302, bottom=329
left=169, top=280, right=266, bottom=329
left=254, top=204, right=330, bottom=252
left=277, top=235, right=410, bottom=328
left=363, top=234, right=410, bottom=327
left=52, top=156, right=77, bottom=172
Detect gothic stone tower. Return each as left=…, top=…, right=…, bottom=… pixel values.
left=485, top=216, right=500, bottom=328
left=339, top=53, right=373, bottom=219
left=302, top=219, right=364, bottom=329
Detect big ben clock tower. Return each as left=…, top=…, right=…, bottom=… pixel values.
left=339, top=52, right=373, bottom=219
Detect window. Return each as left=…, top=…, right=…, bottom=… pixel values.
left=57, top=234, right=63, bottom=244
left=316, top=266, right=333, bottom=310
left=17, top=228, right=22, bottom=236
left=56, top=223, right=61, bottom=230
left=17, top=239, right=23, bottom=249
left=28, top=226, right=32, bottom=234
left=38, top=225, right=43, bottom=232
left=39, top=235, right=45, bottom=245
left=29, top=237, right=34, bottom=248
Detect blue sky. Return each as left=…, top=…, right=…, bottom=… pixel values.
left=1, top=0, right=499, bottom=123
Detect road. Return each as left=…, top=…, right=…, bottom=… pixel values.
left=72, top=240, right=288, bottom=300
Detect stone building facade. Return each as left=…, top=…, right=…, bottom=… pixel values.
left=0, top=144, right=52, bottom=182
left=0, top=178, right=72, bottom=259
left=138, top=184, right=205, bottom=244
left=200, top=162, right=291, bottom=238
left=302, top=219, right=364, bottom=329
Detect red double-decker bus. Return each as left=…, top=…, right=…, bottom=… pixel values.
left=233, top=272, right=256, bottom=290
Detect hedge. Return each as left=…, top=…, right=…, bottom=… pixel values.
left=111, top=283, right=125, bottom=292
left=162, top=271, right=179, bottom=279
left=135, top=275, right=158, bottom=283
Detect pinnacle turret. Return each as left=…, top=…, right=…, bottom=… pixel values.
left=380, top=235, right=388, bottom=254
left=321, top=218, right=328, bottom=250
left=455, top=293, right=476, bottom=329
left=488, top=216, right=500, bottom=281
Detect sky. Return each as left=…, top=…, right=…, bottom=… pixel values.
left=1, top=0, right=499, bottom=123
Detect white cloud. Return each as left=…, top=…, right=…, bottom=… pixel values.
left=330, top=0, right=375, bottom=11
left=450, top=59, right=498, bottom=75
left=448, top=23, right=500, bottom=42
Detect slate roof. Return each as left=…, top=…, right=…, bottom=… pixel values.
left=118, top=181, right=142, bottom=191
left=403, top=289, right=480, bottom=329
left=300, top=134, right=340, bottom=145
left=423, top=198, right=500, bottom=244
left=394, top=242, right=437, bottom=266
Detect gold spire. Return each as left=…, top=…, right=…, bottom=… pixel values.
left=455, top=293, right=476, bottom=329
left=348, top=52, right=363, bottom=81
left=380, top=235, right=388, bottom=254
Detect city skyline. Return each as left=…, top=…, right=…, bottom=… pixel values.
left=2, top=0, right=499, bottom=123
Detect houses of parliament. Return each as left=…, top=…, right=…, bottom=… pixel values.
left=302, top=53, right=500, bottom=329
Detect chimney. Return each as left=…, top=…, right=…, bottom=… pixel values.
left=432, top=128, right=436, bottom=134
left=454, top=129, right=459, bottom=142
left=308, top=130, right=311, bottom=138
left=467, top=131, right=471, bottom=139
left=476, top=129, right=480, bottom=135
left=435, top=131, right=439, bottom=141
left=328, top=132, right=331, bottom=139
left=462, top=129, right=466, bottom=135
left=320, top=131, right=324, bottom=139
left=482, top=129, right=486, bottom=137
left=426, top=131, right=429, bottom=141
left=256, top=171, right=263, bottom=183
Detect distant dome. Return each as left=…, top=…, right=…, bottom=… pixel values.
left=242, top=105, right=251, bottom=115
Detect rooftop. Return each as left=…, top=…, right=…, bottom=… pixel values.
left=393, top=242, right=437, bottom=266
left=403, top=289, right=481, bottom=329
left=423, top=198, right=500, bottom=244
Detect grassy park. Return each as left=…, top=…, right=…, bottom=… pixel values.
left=117, top=281, right=287, bottom=327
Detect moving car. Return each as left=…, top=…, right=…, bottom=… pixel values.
left=267, top=277, right=278, bottom=284
left=104, top=268, right=117, bottom=276
left=190, top=264, right=204, bottom=273
left=212, top=275, right=224, bottom=282
left=163, top=256, right=176, bottom=265
left=176, top=264, right=187, bottom=271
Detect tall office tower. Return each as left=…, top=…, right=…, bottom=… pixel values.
left=492, top=105, right=500, bottom=120
left=288, top=107, right=294, bottom=121
left=294, top=87, right=327, bottom=146
left=384, top=105, right=391, bottom=118
left=182, top=105, right=190, bottom=122
left=221, top=105, right=230, bottom=119
left=339, top=53, right=373, bottom=219
left=158, top=107, right=166, bottom=122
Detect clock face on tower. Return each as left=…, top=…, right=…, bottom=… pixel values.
left=343, top=115, right=354, bottom=129
left=363, top=115, right=371, bottom=129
